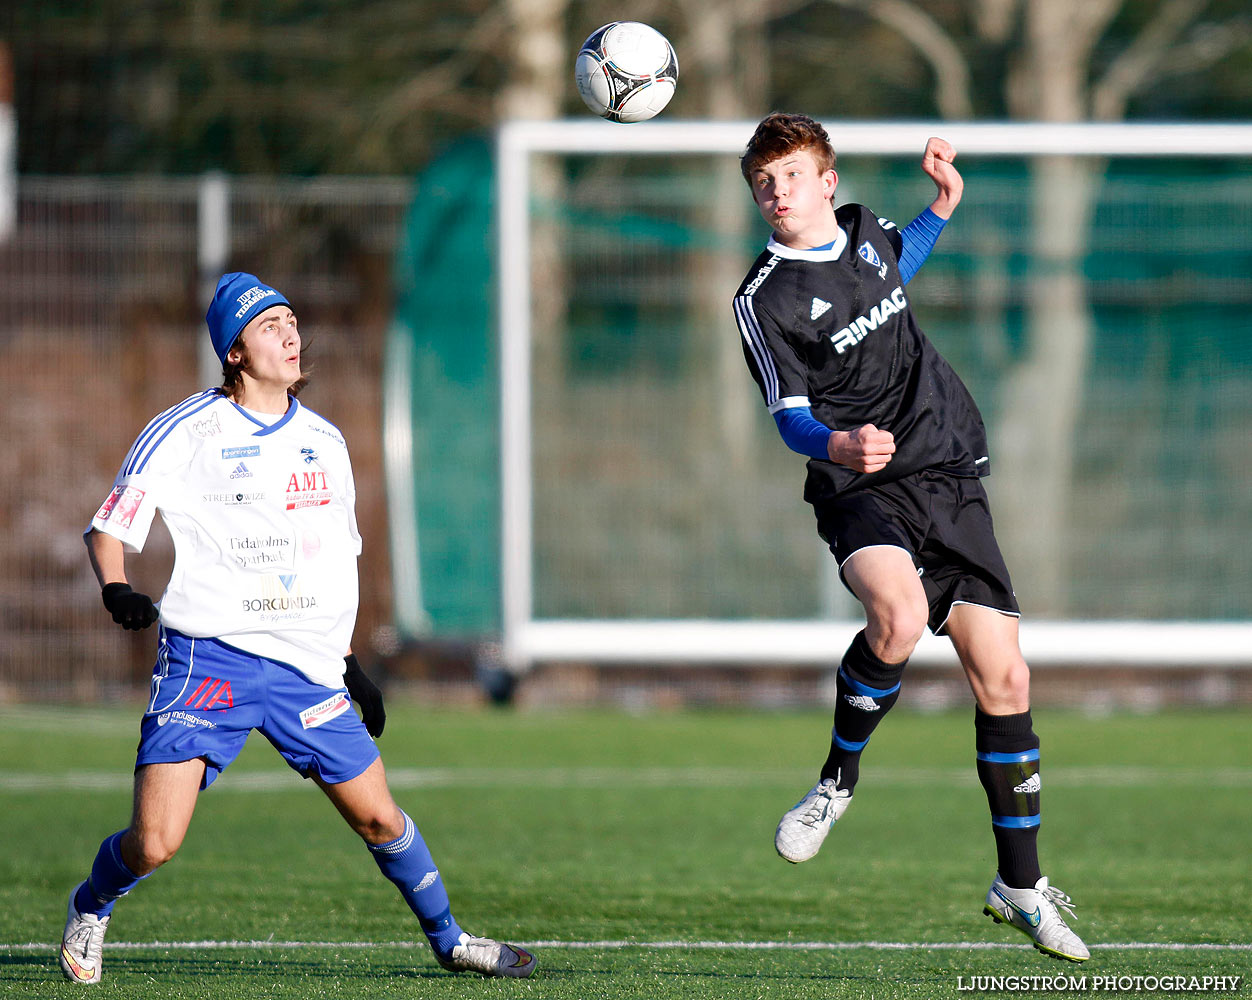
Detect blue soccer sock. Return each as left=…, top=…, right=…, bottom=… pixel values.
left=367, top=811, right=464, bottom=957
left=75, top=830, right=148, bottom=918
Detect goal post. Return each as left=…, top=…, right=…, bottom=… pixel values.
left=496, top=119, right=1252, bottom=671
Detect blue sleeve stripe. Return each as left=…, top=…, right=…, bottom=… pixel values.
left=124, top=392, right=218, bottom=476
left=897, top=208, right=947, bottom=285
left=733, top=294, right=780, bottom=406
left=992, top=814, right=1042, bottom=829
left=838, top=666, right=901, bottom=699
left=773, top=406, right=831, bottom=460
left=976, top=750, right=1041, bottom=764
left=831, top=726, right=870, bottom=752
left=122, top=393, right=203, bottom=474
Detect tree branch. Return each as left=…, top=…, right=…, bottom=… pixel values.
left=356, top=10, right=507, bottom=164
left=1090, top=0, right=1207, bottom=120
left=1070, top=0, right=1128, bottom=53
left=972, top=0, right=1019, bottom=45
left=1155, top=16, right=1252, bottom=80
left=826, top=0, right=974, bottom=118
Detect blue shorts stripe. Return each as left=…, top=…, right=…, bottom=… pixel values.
left=838, top=667, right=901, bottom=699
left=992, top=814, right=1041, bottom=829
left=977, top=749, right=1041, bottom=764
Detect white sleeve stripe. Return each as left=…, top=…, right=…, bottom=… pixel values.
left=733, top=295, right=780, bottom=406
left=123, top=391, right=217, bottom=477
left=767, top=395, right=812, bottom=415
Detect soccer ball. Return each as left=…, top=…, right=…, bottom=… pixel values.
left=574, top=22, right=678, bottom=123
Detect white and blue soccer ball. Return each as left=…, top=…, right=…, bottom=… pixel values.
left=574, top=22, right=678, bottom=123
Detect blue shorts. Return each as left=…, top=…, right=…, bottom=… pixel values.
left=136, top=628, right=380, bottom=790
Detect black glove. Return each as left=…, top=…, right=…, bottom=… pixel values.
left=344, top=653, right=385, bottom=738
left=101, top=582, right=159, bottom=631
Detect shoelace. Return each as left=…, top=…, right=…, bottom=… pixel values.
left=69, top=917, right=105, bottom=957
left=1040, top=883, right=1078, bottom=920
left=799, top=784, right=837, bottom=825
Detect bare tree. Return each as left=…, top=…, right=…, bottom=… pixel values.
left=678, top=0, right=775, bottom=473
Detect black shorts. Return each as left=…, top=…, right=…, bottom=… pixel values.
left=811, top=469, right=1019, bottom=634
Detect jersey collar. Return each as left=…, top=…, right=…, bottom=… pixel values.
left=766, top=227, right=848, bottom=262
left=231, top=396, right=300, bottom=436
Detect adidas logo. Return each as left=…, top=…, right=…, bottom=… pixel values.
left=229, top=462, right=253, bottom=480
left=1013, top=773, right=1042, bottom=794
left=810, top=297, right=832, bottom=321
left=843, top=693, right=880, bottom=712
left=414, top=869, right=439, bottom=892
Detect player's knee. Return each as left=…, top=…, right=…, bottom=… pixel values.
left=125, top=829, right=181, bottom=875
left=870, top=602, right=928, bottom=661
left=1000, top=657, right=1031, bottom=702
left=353, top=808, right=406, bottom=846
left=977, top=657, right=1031, bottom=713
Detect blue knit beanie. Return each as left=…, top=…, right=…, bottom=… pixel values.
left=205, top=272, right=291, bottom=364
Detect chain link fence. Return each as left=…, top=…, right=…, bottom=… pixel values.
left=1, top=176, right=410, bottom=699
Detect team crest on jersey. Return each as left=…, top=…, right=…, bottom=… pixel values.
left=301, top=447, right=318, bottom=464
left=857, top=241, right=881, bottom=268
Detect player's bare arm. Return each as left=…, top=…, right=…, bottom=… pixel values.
left=86, top=528, right=159, bottom=630
left=86, top=528, right=129, bottom=587
left=921, top=137, right=962, bottom=219
left=827, top=423, right=896, bottom=474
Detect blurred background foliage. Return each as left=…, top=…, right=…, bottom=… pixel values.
left=7, top=0, right=1252, bottom=176
left=3, top=1, right=1252, bottom=698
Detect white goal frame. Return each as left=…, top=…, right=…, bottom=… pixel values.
left=496, top=119, right=1252, bottom=670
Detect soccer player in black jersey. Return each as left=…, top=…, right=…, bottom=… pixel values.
left=732, top=113, right=1088, bottom=963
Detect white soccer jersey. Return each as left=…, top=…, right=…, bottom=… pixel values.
left=89, top=390, right=362, bottom=688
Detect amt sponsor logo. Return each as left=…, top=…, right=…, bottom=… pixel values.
left=286, top=470, right=332, bottom=510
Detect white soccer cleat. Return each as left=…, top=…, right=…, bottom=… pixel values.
left=774, top=777, right=852, bottom=863
left=59, top=882, right=111, bottom=985
left=436, top=932, right=537, bottom=978
left=983, top=873, right=1090, bottom=963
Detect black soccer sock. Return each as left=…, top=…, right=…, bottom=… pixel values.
left=975, top=707, right=1042, bottom=889
left=820, top=631, right=906, bottom=791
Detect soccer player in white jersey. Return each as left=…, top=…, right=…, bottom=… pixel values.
left=59, top=272, right=536, bottom=985
left=731, top=114, right=1088, bottom=962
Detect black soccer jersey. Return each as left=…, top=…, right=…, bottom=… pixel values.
left=732, top=203, right=990, bottom=502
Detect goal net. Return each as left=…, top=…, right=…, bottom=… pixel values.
left=496, top=120, right=1252, bottom=669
